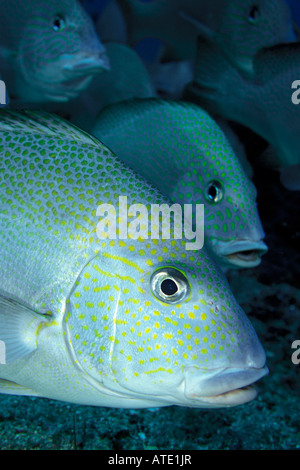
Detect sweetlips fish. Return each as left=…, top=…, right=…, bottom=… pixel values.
left=0, top=110, right=268, bottom=408
left=0, top=0, right=110, bottom=104
left=115, top=0, right=295, bottom=63
left=91, top=98, right=268, bottom=270
left=186, top=32, right=300, bottom=191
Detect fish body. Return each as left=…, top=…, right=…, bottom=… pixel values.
left=91, top=99, right=267, bottom=269
left=0, top=110, right=268, bottom=408
left=188, top=34, right=300, bottom=189
left=0, top=0, right=110, bottom=104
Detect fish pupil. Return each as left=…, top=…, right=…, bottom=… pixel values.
left=161, top=279, right=178, bottom=296
left=53, top=15, right=65, bottom=31
left=249, top=5, right=259, bottom=23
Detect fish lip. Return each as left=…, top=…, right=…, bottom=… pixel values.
left=185, top=365, right=269, bottom=406
left=211, top=239, right=268, bottom=268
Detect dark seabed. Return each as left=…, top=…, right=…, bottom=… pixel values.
left=0, top=129, right=299, bottom=451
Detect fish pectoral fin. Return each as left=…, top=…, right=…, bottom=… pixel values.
left=0, top=294, right=47, bottom=363
left=195, top=32, right=229, bottom=85
left=0, top=378, right=41, bottom=397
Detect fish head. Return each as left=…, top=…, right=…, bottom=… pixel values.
left=218, top=0, right=295, bottom=71
left=200, top=158, right=268, bottom=270
left=64, top=226, right=268, bottom=408
left=16, top=0, right=109, bottom=103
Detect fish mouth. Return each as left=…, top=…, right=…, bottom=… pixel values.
left=28, top=53, right=110, bottom=103
left=185, top=365, right=269, bottom=407
left=212, top=239, right=268, bottom=268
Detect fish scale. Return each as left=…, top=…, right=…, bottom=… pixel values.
left=0, top=110, right=268, bottom=408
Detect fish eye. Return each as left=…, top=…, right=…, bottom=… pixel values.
left=205, top=180, right=223, bottom=204
left=53, top=15, right=66, bottom=32
left=249, top=5, right=260, bottom=24
left=150, top=267, right=191, bottom=304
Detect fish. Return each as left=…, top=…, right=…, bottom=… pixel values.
left=186, top=33, right=300, bottom=190
left=47, top=42, right=156, bottom=132
left=115, top=0, right=295, bottom=63
left=0, top=109, right=268, bottom=409
left=91, top=98, right=268, bottom=270
left=0, top=0, right=110, bottom=104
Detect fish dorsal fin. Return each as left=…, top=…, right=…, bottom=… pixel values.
left=0, top=109, right=104, bottom=147
left=253, top=42, right=300, bottom=84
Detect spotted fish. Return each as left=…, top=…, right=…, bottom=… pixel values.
left=91, top=99, right=268, bottom=270
left=0, top=0, right=110, bottom=104
left=0, top=110, right=268, bottom=408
